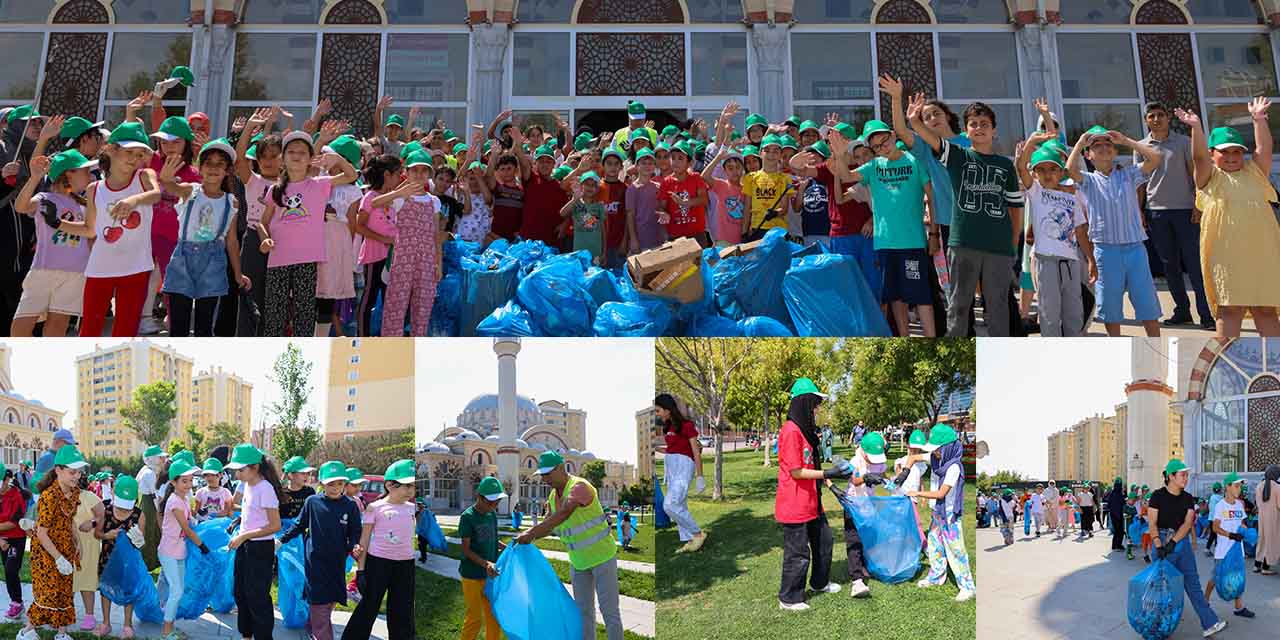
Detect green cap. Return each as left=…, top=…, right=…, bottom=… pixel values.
left=779, top=135, right=799, bottom=150
left=798, top=120, right=820, bottom=134
left=1128, top=491, right=1137, bottom=499
left=452, top=142, right=469, bottom=155
left=670, top=140, right=694, bottom=159
left=443, top=129, right=459, bottom=142
left=53, top=445, right=88, bottom=469
left=1114, top=476, right=1124, bottom=485
left=789, top=377, right=827, bottom=399
left=282, top=456, right=315, bottom=474
left=861, top=119, right=893, bottom=140
left=7, top=104, right=43, bottom=122
left=202, top=458, right=224, bottom=475
left=1084, top=125, right=1113, bottom=146
left=385, top=114, right=406, bottom=128
left=1207, top=127, right=1247, bottom=150
left=808, top=141, right=831, bottom=159
left=199, top=137, right=237, bottom=164
left=142, top=445, right=167, bottom=459
left=579, top=170, right=601, bottom=184
left=1224, top=472, right=1244, bottom=486
left=535, top=144, right=557, bottom=160
left=629, top=127, right=654, bottom=145
left=654, top=141, right=672, bottom=153
left=169, top=65, right=195, bottom=88
left=244, top=133, right=265, bottom=161
left=168, top=459, right=198, bottom=478
left=633, top=148, right=656, bottom=163
left=908, top=429, right=927, bottom=448
left=384, top=459, right=415, bottom=484
left=745, top=114, right=768, bottom=131
left=534, top=451, right=565, bottom=475
left=742, top=145, right=760, bottom=159
left=551, top=164, right=573, bottom=180
left=1040, top=138, right=1068, bottom=159
left=225, top=443, right=265, bottom=470
left=833, top=122, right=859, bottom=141
left=467, top=160, right=484, bottom=172
left=922, top=424, right=958, bottom=451
left=1030, top=147, right=1064, bottom=169
left=661, top=125, right=680, bottom=137
left=1213, top=481, right=1223, bottom=491
left=59, top=116, right=105, bottom=140
left=602, top=147, right=625, bottom=162
left=573, top=132, right=596, bottom=152
left=108, top=122, right=152, bottom=150
left=400, top=140, right=424, bottom=160
left=1164, top=458, right=1188, bottom=475
left=318, top=460, right=347, bottom=484
left=478, top=476, right=508, bottom=501
left=171, top=450, right=195, bottom=467
left=785, top=115, right=802, bottom=127
left=759, top=134, right=782, bottom=150
left=328, top=135, right=361, bottom=167
left=47, top=150, right=98, bottom=181
left=346, top=467, right=366, bottom=484
left=152, top=116, right=194, bottom=142
left=859, top=432, right=887, bottom=463
left=113, top=475, right=139, bottom=506
left=627, top=101, right=647, bottom=119
left=404, top=149, right=433, bottom=168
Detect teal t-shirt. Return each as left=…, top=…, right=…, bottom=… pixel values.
left=855, top=152, right=930, bottom=250
left=457, top=505, right=498, bottom=580
left=572, top=200, right=607, bottom=261
left=937, top=139, right=1024, bottom=257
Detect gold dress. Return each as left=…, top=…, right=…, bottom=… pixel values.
left=1195, top=162, right=1280, bottom=313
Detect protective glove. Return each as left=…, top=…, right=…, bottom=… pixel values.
left=274, top=538, right=283, bottom=552
left=39, top=198, right=62, bottom=230
left=695, top=476, right=706, bottom=494
left=55, top=555, right=74, bottom=575
left=1155, top=543, right=1171, bottom=560
left=823, top=463, right=853, bottom=480
left=1228, top=531, right=1244, bottom=542
left=198, top=542, right=211, bottom=555
left=126, top=526, right=145, bottom=549
left=863, top=473, right=885, bottom=487
left=892, top=467, right=911, bottom=487
left=356, top=570, right=367, bottom=595
left=18, top=518, right=34, bottom=534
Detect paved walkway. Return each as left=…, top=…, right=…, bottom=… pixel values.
left=977, top=524, right=1280, bottom=639
left=6, top=583, right=387, bottom=639
left=417, top=554, right=655, bottom=637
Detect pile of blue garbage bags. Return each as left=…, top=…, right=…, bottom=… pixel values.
left=429, top=228, right=891, bottom=337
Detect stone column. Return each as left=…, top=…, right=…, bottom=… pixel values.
left=471, top=22, right=509, bottom=128
left=494, top=338, right=521, bottom=516
left=749, top=24, right=790, bottom=122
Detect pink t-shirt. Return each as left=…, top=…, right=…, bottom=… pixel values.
left=241, top=479, right=280, bottom=541
left=159, top=493, right=191, bottom=560
left=245, top=173, right=274, bottom=227
left=195, top=486, right=232, bottom=518
left=266, top=177, right=333, bottom=268
left=708, top=178, right=745, bottom=245
left=357, top=191, right=397, bottom=265
left=363, top=499, right=416, bottom=561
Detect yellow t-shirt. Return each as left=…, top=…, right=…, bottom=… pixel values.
left=742, top=170, right=792, bottom=230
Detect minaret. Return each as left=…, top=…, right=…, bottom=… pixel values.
left=494, top=338, right=522, bottom=515
left=1126, top=338, right=1174, bottom=488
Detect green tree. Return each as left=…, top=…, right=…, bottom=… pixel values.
left=206, top=422, right=245, bottom=449
left=655, top=338, right=754, bottom=500
left=266, top=343, right=323, bottom=461
left=978, top=469, right=1029, bottom=493
left=582, top=460, right=608, bottom=490
left=841, top=339, right=976, bottom=427
left=725, top=339, right=837, bottom=467
left=182, top=423, right=207, bottom=460
left=621, top=475, right=653, bottom=506
left=119, top=381, right=178, bottom=447
left=309, top=431, right=413, bottom=475
left=168, top=441, right=187, bottom=457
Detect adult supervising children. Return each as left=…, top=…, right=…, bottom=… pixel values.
left=1148, top=459, right=1226, bottom=637
left=654, top=393, right=707, bottom=553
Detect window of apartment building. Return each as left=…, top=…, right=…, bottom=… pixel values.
left=350, top=355, right=360, bottom=364
left=348, top=370, right=358, bottom=381
left=344, top=420, right=355, bottom=429
left=346, top=404, right=357, bottom=412
left=348, top=387, right=357, bottom=397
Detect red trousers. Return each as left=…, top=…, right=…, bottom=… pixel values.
left=79, top=271, right=150, bottom=336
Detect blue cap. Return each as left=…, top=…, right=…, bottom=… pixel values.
left=53, top=428, right=76, bottom=445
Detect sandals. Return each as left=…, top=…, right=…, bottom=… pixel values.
left=122, top=625, right=136, bottom=639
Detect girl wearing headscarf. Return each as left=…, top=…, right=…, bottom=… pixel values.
left=653, top=393, right=706, bottom=554
left=0, top=107, right=43, bottom=333
left=776, top=378, right=849, bottom=611
left=1104, top=477, right=1127, bottom=552
left=906, top=424, right=975, bottom=602
left=1255, top=464, right=1279, bottom=574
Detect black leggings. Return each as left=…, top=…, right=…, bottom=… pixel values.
left=167, top=294, right=219, bottom=337
left=2, top=538, right=23, bottom=603
left=357, top=259, right=387, bottom=336
left=779, top=516, right=833, bottom=604
left=842, top=512, right=870, bottom=582
left=342, top=554, right=414, bottom=640
left=234, top=539, right=275, bottom=639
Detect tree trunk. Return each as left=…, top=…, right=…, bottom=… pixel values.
left=761, top=397, right=771, bottom=467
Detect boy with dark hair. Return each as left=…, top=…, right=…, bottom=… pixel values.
left=485, top=124, right=525, bottom=241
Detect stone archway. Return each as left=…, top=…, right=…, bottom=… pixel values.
left=573, top=0, right=688, bottom=23
left=1186, top=338, right=1233, bottom=401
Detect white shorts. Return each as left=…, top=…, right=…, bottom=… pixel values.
left=15, top=268, right=85, bottom=319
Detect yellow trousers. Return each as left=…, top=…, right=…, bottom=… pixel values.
left=461, top=577, right=502, bottom=640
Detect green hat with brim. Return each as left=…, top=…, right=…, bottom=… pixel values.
left=1164, top=458, right=1188, bottom=475
left=168, top=459, right=198, bottom=478
left=784, top=115, right=802, bottom=127
left=169, top=65, right=195, bottom=88
left=534, top=451, right=565, bottom=475
left=1213, top=482, right=1223, bottom=491
left=443, top=129, right=459, bottom=142
left=48, top=150, right=98, bottom=182
left=799, top=120, right=821, bottom=134
left=142, top=445, right=167, bottom=459
left=202, top=458, right=225, bottom=475
left=745, top=114, right=768, bottom=132
left=654, top=141, right=672, bottom=153
left=113, top=475, right=139, bottom=508
left=859, top=432, right=887, bottom=464
left=633, top=148, right=656, bottom=163
left=384, top=459, right=415, bottom=484
left=199, top=138, right=237, bottom=164
left=861, top=119, right=893, bottom=140
left=833, top=123, right=859, bottom=141
left=602, top=147, right=625, bottom=163
left=385, top=114, right=406, bottom=129
left=661, top=125, right=680, bottom=137
left=478, top=476, right=508, bottom=501
left=152, top=116, right=194, bottom=143
left=779, top=135, right=799, bottom=150
left=282, top=456, right=315, bottom=474
left=789, top=377, right=827, bottom=399
left=670, top=140, right=693, bottom=159
left=535, top=145, right=558, bottom=161
left=452, top=142, right=469, bottom=155
left=1224, top=471, right=1244, bottom=486
left=1084, top=125, right=1113, bottom=146
left=627, top=101, right=647, bottom=120
left=574, top=133, right=596, bottom=152
left=742, top=145, right=760, bottom=159
left=171, top=450, right=195, bottom=468
left=244, top=133, right=265, bottom=161
left=346, top=467, right=366, bottom=484
left=579, top=170, right=601, bottom=185
left=922, top=424, right=958, bottom=451
left=399, top=140, right=424, bottom=160
left=327, top=135, right=361, bottom=167
left=7, top=104, right=45, bottom=122
left=53, top=444, right=88, bottom=470
left=467, top=160, right=484, bottom=172
left=1208, top=127, right=1247, bottom=151
left=808, top=141, right=832, bottom=160
left=908, top=429, right=927, bottom=448
left=551, top=165, right=573, bottom=180
left=318, top=460, right=347, bottom=484
left=225, top=443, right=265, bottom=470
left=1030, top=147, right=1064, bottom=170
left=59, top=116, right=106, bottom=141
left=629, top=127, right=655, bottom=147
left=759, top=134, right=782, bottom=150
left=404, top=150, right=433, bottom=168
left=108, top=122, right=153, bottom=150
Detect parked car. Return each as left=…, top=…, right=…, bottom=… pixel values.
left=698, top=436, right=713, bottom=449
left=361, top=474, right=385, bottom=504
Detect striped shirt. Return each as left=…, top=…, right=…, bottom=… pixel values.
left=1077, top=164, right=1149, bottom=245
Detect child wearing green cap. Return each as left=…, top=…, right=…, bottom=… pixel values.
left=457, top=476, right=508, bottom=640
left=701, top=103, right=748, bottom=245
left=226, top=445, right=285, bottom=638
left=92, top=474, right=145, bottom=637
left=157, top=459, right=208, bottom=637
left=626, top=147, right=665, bottom=253
left=514, top=138, right=572, bottom=248
left=355, top=154, right=405, bottom=335
left=485, top=126, right=526, bottom=242
left=1173, top=101, right=1280, bottom=337
left=1205, top=473, right=1254, bottom=619
left=1015, top=101, right=1096, bottom=337
left=372, top=95, right=407, bottom=158
left=234, top=108, right=286, bottom=336
left=905, top=425, right=975, bottom=601
left=456, top=131, right=496, bottom=244
left=143, top=115, right=202, bottom=336
left=344, top=460, right=416, bottom=640
left=561, top=171, right=607, bottom=264
left=741, top=134, right=793, bottom=239
left=10, top=149, right=97, bottom=337
left=657, top=141, right=710, bottom=243
left=195, top=460, right=232, bottom=522
left=380, top=150, right=446, bottom=337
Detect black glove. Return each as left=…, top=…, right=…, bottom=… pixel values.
left=822, top=465, right=852, bottom=480
left=39, top=198, right=61, bottom=230
left=356, top=570, right=367, bottom=595
left=1155, top=544, right=1171, bottom=559
left=892, top=467, right=911, bottom=487
left=863, top=473, right=885, bottom=487
left=1229, top=531, right=1244, bottom=542
left=198, top=543, right=210, bottom=555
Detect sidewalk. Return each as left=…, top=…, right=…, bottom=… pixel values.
left=6, top=583, right=388, bottom=639
left=417, top=554, right=655, bottom=637
left=977, top=524, right=1280, bottom=639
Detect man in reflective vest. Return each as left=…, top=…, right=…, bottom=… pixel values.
left=515, top=451, right=623, bottom=640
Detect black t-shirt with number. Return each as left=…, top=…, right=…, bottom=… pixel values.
left=1148, top=487, right=1196, bottom=531
left=281, top=486, right=315, bottom=520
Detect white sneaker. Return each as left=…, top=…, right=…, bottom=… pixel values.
left=1203, top=620, right=1227, bottom=637
left=849, top=579, right=870, bottom=598
left=138, top=317, right=164, bottom=335
left=778, top=600, right=810, bottom=611
left=15, top=628, right=39, bottom=640
left=54, top=633, right=73, bottom=640
left=917, top=579, right=939, bottom=589
left=955, top=589, right=975, bottom=602
left=814, top=582, right=841, bottom=594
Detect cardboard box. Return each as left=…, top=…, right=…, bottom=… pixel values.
left=718, top=238, right=764, bottom=259
left=626, top=237, right=704, bottom=304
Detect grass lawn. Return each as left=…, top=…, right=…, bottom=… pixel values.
left=441, top=520, right=657, bottom=564
left=431, top=541, right=655, bottom=602
left=415, top=569, right=648, bottom=640
left=656, top=446, right=976, bottom=638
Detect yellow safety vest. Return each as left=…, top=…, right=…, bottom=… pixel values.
left=548, top=475, right=617, bottom=571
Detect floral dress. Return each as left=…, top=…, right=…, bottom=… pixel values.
left=456, top=193, right=493, bottom=243
left=97, top=501, right=142, bottom=577
left=30, top=483, right=80, bottom=627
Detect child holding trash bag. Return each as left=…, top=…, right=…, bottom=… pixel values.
left=279, top=461, right=364, bottom=640
left=832, top=431, right=889, bottom=598
left=225, top=444, right=284, bottom=640
left=457, top=476, right=507, bottom=640
left=654, top=393, right=706, bottom=554
left=1203, top=472, right=1255, bottom=619
left=343, top=459, right=416, bottom=640
left=158, top=458, right=208, bottom=640
left=905, top=425, right=975, bottom=602
left=18, top=445, right=89, bottom=640
left=93, top=474, right=145, bottom=638
left=1148, top=459, right=1226, bottom=637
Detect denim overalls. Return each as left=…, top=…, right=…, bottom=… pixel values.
left=162, top=190, right=232, bottom=299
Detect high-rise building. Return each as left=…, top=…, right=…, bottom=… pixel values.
left=76, top=341, right=194, bottom=458
left=538, top=399, right=587, bottom=452
left=0, top=345, right=65, bottom=467
left=325, top=338, right=414, bottom=441
left=635, top=407, right=658, bottom=482
left=192, top=367, right=253, bottom=439
left=1046, top=428, right=1077, bottom=481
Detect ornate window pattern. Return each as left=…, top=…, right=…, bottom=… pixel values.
left=1136, top=33, right=1200, bottom=135
left=576, top=0, right=685, bottom=23
left=875, top=0, right=933, bottom=24
left=576, top=33, right=686, bottom=96
left=1247, top=375, right=1280, bottom=471
left=1134, top=0, right=1189, bottom=25
left=320, top=34, right=383, bottom=137
left=39, top=32, right=108, bottom=121
left=1198, top=339, right=1280, bottom=474
left=52, top=0, right=109, bottom=24
left=323, top=0, right=384, bottom=24
left=876, top=32, right=937, bottom=120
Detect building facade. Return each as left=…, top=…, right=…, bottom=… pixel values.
left=75, top=341, right=194, bottom=459
left=635, top=406, right=658, bottom=483
left=0, top=345, right=64, bottom=468
left=325, top=337, right=414, bottom=441
left=192, top=366, right=253, bottom=438
left=7, top=0, right=1280, bottom=163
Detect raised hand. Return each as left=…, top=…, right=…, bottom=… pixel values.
left=193, top=130, right=210, bottom=150
left=1033, top=97, right=1052, bottom=116
left=878, top=74, right=904, bottom=99
left=907, top=92, right=927, bottom=121
left=247, top=107, right=272, bottom=130
left=1249, top=96, right=1271, bottom=120
left=160, top=154, right=184, bottom=182
left=408, top=106, right=421, bottom=128
left=38, top=115, right=65, bottom=143
left=829, top=130, right=849, bottom=158
left=377, top=95, right=394, bottom=111
left=509, top=125, right=525, bottom=146
left=721, top=100, right=740, bottom=121
left=231, top=116, right=248, bottom=134
left=1173, top=108, right=1201, bottom=128
left=127, top=90, right=154, bottom=111
left=825, top=112, right=841, bottom=128
left=28, top=155, right=50, bottom=177
left=311, top=152, right=342, bottom=171
left=315, top=97, right=333, bottom=118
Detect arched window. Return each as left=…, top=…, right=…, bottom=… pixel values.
left=1199, top=338, right=1280, bottom=474
left=3, top=409, right=18, bottom=425
left=525, top=457, right=536, bottom=469
left=386, top=0, right=467, bottom=23
left=566, top=462, right=575, bottom=474
left=27, top=415, right=38, bottom=430
left=472, top=450, right=489, bottom=466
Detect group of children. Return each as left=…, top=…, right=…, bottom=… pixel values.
left=0, top=439, right=416, bottom=640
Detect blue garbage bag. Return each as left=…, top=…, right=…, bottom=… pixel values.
left=547, top=250, right=594, bottom=272
left=1127, top=558, right=1185, bottom=640
left=711, top=228, right=793, bottom=328
left=1024, top=511, right=1031, bottom=535
left=174, top=517, right=234, bottom=619
left=584, top=268, right=623, bottom=309
left=459, top=253, right=521, bottom=336
left=429, top=272, right=462, bottom=336
left=100, top=537, right=165, bottom=624
left=484, top=544, right=583, bottom=640
left=517, top=259, right=594, bottom=336
left=506, top=240, right=558, bottom=276
left=688, top=314, right=742, bottom=336
left=655, top=481, right=671, bottom=529
left=477, top=300, right=538, bottom=336
left=512, top=511, right=523, bottom=530
left=444, top=240, right=482, bottom=275
left=593, top=301, right=671, bottom=336
left=207, top=519, right=239, bottom=614
left=276, top=517, right=309, bottom=629
left=783, top=253, right=892, bottom=337
left=417, top=509, right=448, bottom=552
left=1129, top=518, right=1146, bottom=544
left=832, top=492, right=922, bottom=583
left=1214, top=541, right=1246, bottom=601
left=738, top=316, right=793, bottom=336
left=1243, top=526, right=1258, bottom=557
